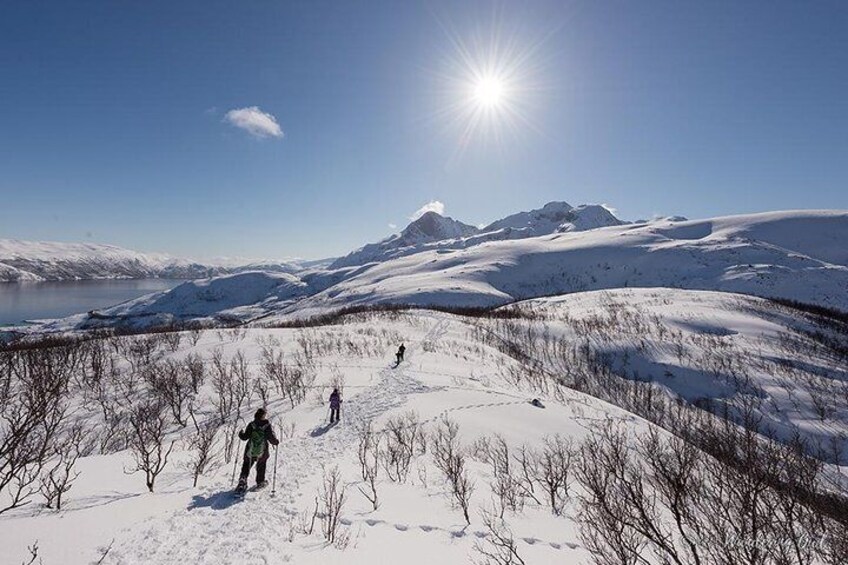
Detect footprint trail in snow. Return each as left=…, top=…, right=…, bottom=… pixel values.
left=106, top=348, right=433, bottom=564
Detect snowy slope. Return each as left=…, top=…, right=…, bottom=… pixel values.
left=2, top=295, right=845, bottom=564
left=83, top=272, right=312, bottom=328
left=0, top=314, right=602, bottom=564
left=279, top=209, right=848, bottom=321
left=509, top=288, right=848, bottom=456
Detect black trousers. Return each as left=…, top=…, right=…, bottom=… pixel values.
left=239, top=449, right=270, bottom=484
left=330, top=407, right=340, bottom=423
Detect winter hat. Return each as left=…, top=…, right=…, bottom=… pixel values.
left=255, top=408, right=267, bottom=420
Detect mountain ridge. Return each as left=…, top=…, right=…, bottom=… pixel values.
left=330, top=201, right=627, bottom=269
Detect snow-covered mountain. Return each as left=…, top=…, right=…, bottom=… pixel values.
left=482, top=201, right=624, bottom=235
left=331, top=201, right=626, bottom=269
left=556, top=204, right=626, bottom=232
left=482, top=200, right=576, bottom=233
left=270, top=209, right=848, bottom=322
left=0, top=202, right=625, bottom=281
left=0, top=239, right=321, bottom=282
left=0, top=239, right=220, bottom=282
left=21, top=208, right=846, bottom=334
left=330, top=211, right=480, bottom=269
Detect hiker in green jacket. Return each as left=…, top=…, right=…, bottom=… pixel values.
left=236, top=408, right=279, bottom=492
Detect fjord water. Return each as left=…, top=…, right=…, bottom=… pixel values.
left=0, top=279, right=182, bottom=325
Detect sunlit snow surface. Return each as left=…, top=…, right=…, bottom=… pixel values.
left=2, top=292, right=846, bottom=564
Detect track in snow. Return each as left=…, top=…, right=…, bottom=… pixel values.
left=105, top=332, right=438, bottom=564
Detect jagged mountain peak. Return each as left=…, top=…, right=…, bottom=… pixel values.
left=556, top=204, right=625, bottom=232
left=400, top=211, right=479, bottom=241
left=330, top=200, right=627, bottom=269
left=483, top=201, right=574, bottom=233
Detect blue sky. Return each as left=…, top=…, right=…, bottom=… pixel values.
left=1, top=1, right=846, bottom=260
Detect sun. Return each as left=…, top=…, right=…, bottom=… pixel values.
left=472, top=75, right=506, bottom=109
left=429, top=16, right=548, bottom=156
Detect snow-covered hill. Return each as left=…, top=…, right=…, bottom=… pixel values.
left=2, top=293, right=845, bottom=564
left=89, top=272, right=312, bottom=328
left=508, top=288, right=848, bottom=454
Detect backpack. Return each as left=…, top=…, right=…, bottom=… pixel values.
left=247, top=424, right=266, bottom=458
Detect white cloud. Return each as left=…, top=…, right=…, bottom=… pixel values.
left=224, top=106, right=283, bottom=138
left=409, top=200, right=445, bottom=220
left=388, top=223, right=398, bottom=229
left=601, top=203, right=619, bottom=216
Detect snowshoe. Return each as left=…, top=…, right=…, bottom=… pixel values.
left=234, top=479, right=248, bottom=497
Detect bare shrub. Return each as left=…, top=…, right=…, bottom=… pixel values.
left=432, top=418, right=474, bottom=524
left=229, top=350, right=252, bottom=412
left=575, top=423, right=649, bottom=565
left=296, top=497, right=320, bottom=536
left=211, top=348, right=234, bottom=425
left=253, top=375, right=271, bottom=408
left=356, top=422, right=380, bottom=510
left=183, top=353, right=205, bottom=394
left=146, top=359, right=195, bottom=427
left=575, top=419, right=841, bottom=565
left=319, top=466, right=347, bottom=544
left=0, top=345, right=71, bottom=513
left=120, top=335, right=161, bottom=373
left=39, top=420, right=93, bottom=510
left=535, top=434, right=574, bottom=515
left=473, top=508, right=526, bottom=565
left=185, top=407, right=219, bottom=488
left=188, top=327, right=203, bottom=347
left=380, top=411, right=424, bottom=483
left=20, top=541, right=41, bottom=565
left=125, top=400, right=175, bottom=492
left=259, top=343, right=313, bottom=408
left=820, top=517, right=848, bottom=565
left=161, top=331, right=182, bottom=353
left=473, top=435, right=525, bottom=517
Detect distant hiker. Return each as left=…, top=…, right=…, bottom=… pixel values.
left=329, top=388, right=342, bottom=424
left=237, top=408, right=279, bottom=492
left=395, top=343, right=406, bottom=366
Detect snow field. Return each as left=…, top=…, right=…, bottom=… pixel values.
left=3, top=292, right=846, bottom=564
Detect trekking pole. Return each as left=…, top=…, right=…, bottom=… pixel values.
left=230, top=418, right=244, bottom=486
left=230, top=448, right=240, bottom=487
left=270, top=445, right=279, bottom=497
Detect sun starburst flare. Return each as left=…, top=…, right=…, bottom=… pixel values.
left=425, top=11, right=553, bottom=158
